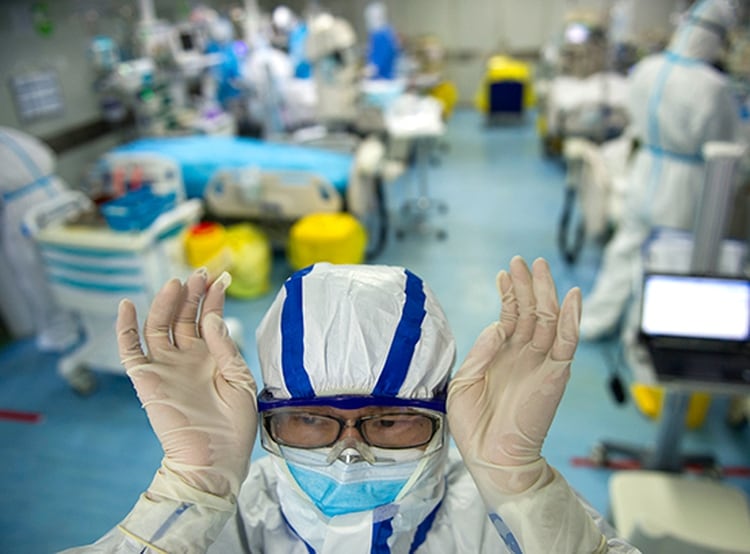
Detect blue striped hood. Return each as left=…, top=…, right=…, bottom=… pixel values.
left=256, top=263, right=456, bottom=410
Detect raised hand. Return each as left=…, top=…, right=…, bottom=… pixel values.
left=447, top=256, right=581, bottom=494
left=117, top=268, right=258, bottom=499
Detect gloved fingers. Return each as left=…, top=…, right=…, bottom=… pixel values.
left=496, top=270, right=518, bottom=339
left=450, top=322, right=505, bottom=385
left=117, top=298, right=148, bottom=371
left=202, top=313, right=251, bottom=384
left=529, top=258, right=559, bottom=354
left=550, top=287, right=582, bottom=362
left=171, top=268, right=208, bottom=346
left=203, top=312, right=258, bottom=405
left=143, top=277, right=182, bottom=354
left=200, top=272, right=232, bottom=322
left=508, top=256, right=536, bottom=343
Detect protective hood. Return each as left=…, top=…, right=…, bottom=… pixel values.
left=256, top=263, right=456, bottom=410
left=0, top=127, right=56, bottom=194
left=668, top=0, right=738, bottom=62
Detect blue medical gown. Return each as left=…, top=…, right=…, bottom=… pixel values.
left=368, top=26, right=400, bottom=79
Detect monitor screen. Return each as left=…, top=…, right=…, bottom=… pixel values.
left=180, top=31, right=195, bottom=52
left=640, top=274, right=750, bottom=341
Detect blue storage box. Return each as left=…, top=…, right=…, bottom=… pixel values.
left=100, top=188, right=177, bottom=231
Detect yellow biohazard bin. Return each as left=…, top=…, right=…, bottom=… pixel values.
left=225, top=223, right=271, bottom=299
left=287, top=212, right=367, bottom=271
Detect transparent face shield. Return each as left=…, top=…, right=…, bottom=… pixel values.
left=260, top=405, right=447, bottom=467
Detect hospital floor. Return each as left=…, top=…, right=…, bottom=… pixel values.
left=2, top=108, right=750, bottom=553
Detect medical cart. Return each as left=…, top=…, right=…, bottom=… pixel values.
left=26, top=190, right=203, bottom=394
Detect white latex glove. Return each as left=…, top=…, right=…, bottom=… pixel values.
left=447, top=256, right=581, bottom=494
left=447, top=257, right=608, bottom=553
left=117, top=267, right=258, bottom=501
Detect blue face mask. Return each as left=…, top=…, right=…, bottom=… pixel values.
left=285, top=449, right=422, bottom=518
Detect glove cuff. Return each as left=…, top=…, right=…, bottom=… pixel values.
left=148, top=461, right=237, bottom=511
left=116, top=463, right=238, bottom=553
left=467, top=458, right=606, bottom=553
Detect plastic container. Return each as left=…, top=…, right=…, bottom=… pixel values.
left=225, top=223, right=271, bottom=299
left=100, top=188, right=176, bottom=231
left=287, top=212, right=367, bottom=270
left=183, top=221, right=232, bottom=278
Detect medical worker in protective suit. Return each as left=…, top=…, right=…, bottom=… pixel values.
left=0, top=127, right=80, bottom=351
left=63, top=258, right=637, bottom=553
left=580, top=0, right=742, bottom=340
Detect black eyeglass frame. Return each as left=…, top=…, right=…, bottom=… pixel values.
left=261, top=409, right=443, bottom=450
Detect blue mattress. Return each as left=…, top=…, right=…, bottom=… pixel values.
left=113, top=136, right=353, bottom=199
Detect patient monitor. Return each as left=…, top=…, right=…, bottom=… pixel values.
left=638, top=272, right=750, bottom=392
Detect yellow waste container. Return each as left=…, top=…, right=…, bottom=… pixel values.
left=287, top=212, right=367, bottom=271
left=225, top=223, right=271, bottom=299
left=183, top=221, right=233, bottom=278
left=475, top=55, right=535, bottom=114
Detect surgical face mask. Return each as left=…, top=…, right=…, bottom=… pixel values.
left=268, top=417, right=447, bottom=517
left=285, top=447, right=424, bottom=517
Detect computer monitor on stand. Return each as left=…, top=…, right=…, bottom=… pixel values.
left=594, top=142, right=749, bottom=473
left=602, top=143, right=750, bottom=553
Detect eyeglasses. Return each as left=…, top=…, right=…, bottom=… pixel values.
left=262, top=408, right=442, bottom=449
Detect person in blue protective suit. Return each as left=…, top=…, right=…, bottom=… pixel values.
left=272, top=5, right=312, bottom=79
left=580, top=0, right=743, bottom=340
left=365, top=1, right=401, bottom=80
left=62, top=259, right=638, bottom=553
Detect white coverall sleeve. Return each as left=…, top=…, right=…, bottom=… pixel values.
left=59, top=476, right=236, bottom=554
left=475, top=461, right=639, bottom=553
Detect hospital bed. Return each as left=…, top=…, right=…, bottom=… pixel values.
left=105, top=134, right=389, bottom=258
left=24, top=189, right=202, bottom=395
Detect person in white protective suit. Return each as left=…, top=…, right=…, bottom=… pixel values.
left=62, top=259, right=638, bottom=553
left=0, top=127, right=80, bottom=351
left=579, top=0, right=742, bottom=340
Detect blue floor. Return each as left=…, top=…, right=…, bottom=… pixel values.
left=2, top=109, right=749, bottom=553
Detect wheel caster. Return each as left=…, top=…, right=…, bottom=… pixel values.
left=590, top=443, right=608, bottom=467
left=67, top=366, right=97, bottom=396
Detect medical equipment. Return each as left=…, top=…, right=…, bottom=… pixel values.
left=105, top=134, right=389, bottom=257
left=24, top=190, right=203, bottom=394
left=592, top=142, right=748, bottom=467
left=591, top=141, right=750, bottom=553
left=385, top=94, right=448, bottom=240
left=306, top=12, right=360, bottom=129
left=536, top=11, right=631, bottom=157
left=538, top=72, right=630, bottom=157
left=558, top=135, right=633, bottom=263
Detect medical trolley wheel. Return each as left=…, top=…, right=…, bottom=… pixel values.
left=63, top=364, right=97, bottom=396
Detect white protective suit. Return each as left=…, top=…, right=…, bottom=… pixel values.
left=61, top=263, right=637, bottom=553
left=0, top=127, right=79, bottom=350
left=580, top=0, right=740, bottom=339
